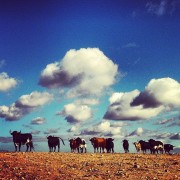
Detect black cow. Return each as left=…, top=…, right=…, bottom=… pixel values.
left=123, top=139, right=129, bottom=153
left=148, top=139, right=164, bottom=154
left=47, top=136, right=65, bottom=152
left=139, top=140, right=150, bottom=153
left=164, top=144, right=174, bottom=154
left=10, top=130, right=34, bottom=152
left=106, top=138, right=114, bottom=153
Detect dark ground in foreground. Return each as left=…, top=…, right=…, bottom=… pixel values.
left=0, top=152, right=179, bottom=180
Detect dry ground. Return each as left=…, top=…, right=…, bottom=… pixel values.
left=0, top=152, right=179, bottom=180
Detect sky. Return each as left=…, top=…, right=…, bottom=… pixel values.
left=0, top=0, right=180, bottom=153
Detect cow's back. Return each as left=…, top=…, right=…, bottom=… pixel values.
left=96, top=138, right=106, bottom=147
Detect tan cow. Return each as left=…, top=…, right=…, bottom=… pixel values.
left=133, top=142, right=141, bottom=152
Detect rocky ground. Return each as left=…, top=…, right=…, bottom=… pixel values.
left=0, top=152, right=179, bottom=180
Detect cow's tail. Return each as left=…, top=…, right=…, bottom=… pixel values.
left=60, top=138, right=65, bottom=145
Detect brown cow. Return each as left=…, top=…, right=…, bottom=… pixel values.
left=69, top=138, right=79, bottom=153
left=90, top=137, right=106, bottom=153
left=69, top=137, right=86, bottom=153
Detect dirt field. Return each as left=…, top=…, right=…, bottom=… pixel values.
left=0, top=152, right=179, bottom=180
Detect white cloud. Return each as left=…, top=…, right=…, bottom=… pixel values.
left=104, top=90, right=164, bottom=120
left=58, top=103, right=93, bottom=124
left=0, top=72, right=18, bottom=92
left=31, top=117, right=46, bottom=125
left=128, top=127, right=144, bottom=137
left=104, top=77, right=180, bottom=121
left=39, top=48, right=118, bottom=97
left=16, top=91, right=54, bottom=107
left=170, top=133, right=180, bottom=140
left=145, top=78, right=180, bottom=108
left=80, top=120, right=125, bottom=137
left=0, top=91, right=53, bottom=121
left=67, top=125, right=79, bottom=133
left=75, top=98, right=99, bottom=105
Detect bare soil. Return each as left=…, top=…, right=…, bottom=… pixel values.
left=0, top=152, right=179, bottom=180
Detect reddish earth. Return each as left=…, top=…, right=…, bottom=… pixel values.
left=0, top=152, right=179, bottom=180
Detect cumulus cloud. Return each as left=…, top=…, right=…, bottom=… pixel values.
left=127, top=127, right=144, bottom=137
left=57, top=103, right=93, bottom=124
left=0, top=72, right=18, bottom=92
left=67, top=125, right=79, bottom=133
left=104, top=77, right=180, bottom=121
left=104, top=90, right=163, bottom=120
left=132, top=78, right=180, bottom=108
left=31, top=117, right=46, bottom=125
left=79, top=120, right=125, bottom=137
left=170, top=133, right=180, bottom=140
left=39, top=48, right=118, bottom=97
left=0, top=91, right=53, bottom=121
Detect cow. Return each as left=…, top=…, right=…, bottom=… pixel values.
left=148, top=139, right=164, bottom=154
left=122, top=139, right=129, bottom=153
left=69, top=137, right=86, bottom=153
left=106, top=138, right=114, bottom=153
left=69, top=138, right=78, bottom=153
left=133, top=142, right=141, bottom=152
left=90, top=137, right=106, bottom=153
left=10, top=130, right=34, bottom=152
left=164, top=144, right=174, bottom=154
left=47, top=136, right=65, bottom=152
left=139, top=140, right=150, bottom=153
left=79, top=138, right=87, bottom=153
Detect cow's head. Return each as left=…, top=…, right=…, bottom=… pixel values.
left=47, top=135, right=53, bottom=140
left=169, top=144, right=175, bottom=150
left=9, top=130, right=21, bottom=136
left=89, top=137, right=96, bottom=145
left=123, top=139, right=128, bottom=143
left=148, top=139, right=155, bottom=143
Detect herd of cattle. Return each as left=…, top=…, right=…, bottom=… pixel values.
left=9, top=131, right=175, bottom=154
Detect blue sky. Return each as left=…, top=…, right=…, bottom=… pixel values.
left=0, top=0, right=180, bottom=152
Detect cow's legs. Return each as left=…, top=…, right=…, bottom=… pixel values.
left=26, top=144, right=29, bottom=152
left=80, top=147, right=83, bottom=153
left=18, top=144, right=21, bottom=152
left=14, top=143, right=17, bottom=152
left=57, top=145, right=60, bottom=152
